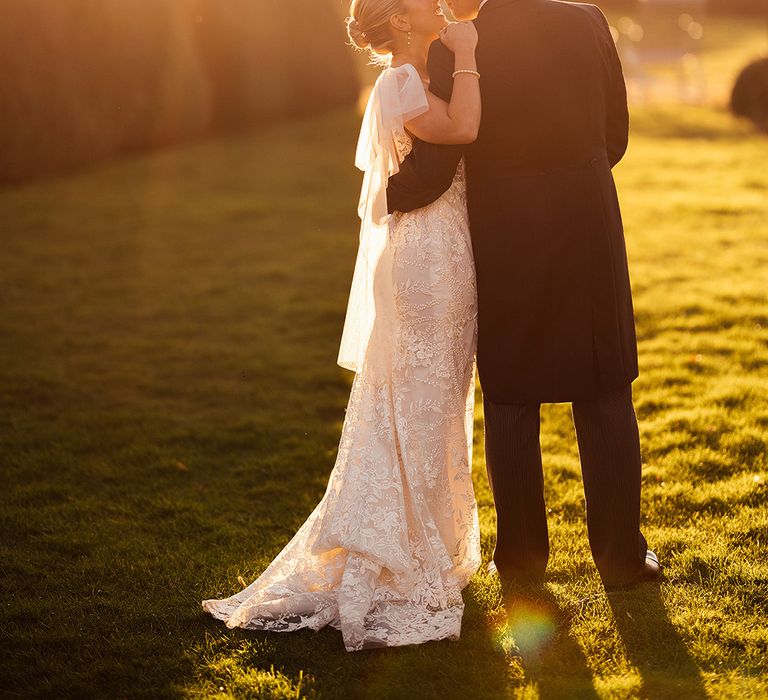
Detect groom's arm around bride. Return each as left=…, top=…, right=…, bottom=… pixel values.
left=387, top=1, right=630, bottom=213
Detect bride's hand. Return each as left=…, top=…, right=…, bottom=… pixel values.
left=438, top=21, right=478, bottom=54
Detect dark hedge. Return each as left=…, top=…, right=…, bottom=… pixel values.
left=731, top=57, right=768, bottom=132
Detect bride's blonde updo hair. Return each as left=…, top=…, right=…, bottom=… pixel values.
left=346, top=0, right=405, bottom=66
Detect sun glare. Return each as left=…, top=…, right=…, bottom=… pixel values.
left=494, top=599, right=558, bottom=657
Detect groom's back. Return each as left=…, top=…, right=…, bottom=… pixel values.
left=452, top=0, right=637, bottom=403
left=470, top=0, right=626, bottom=175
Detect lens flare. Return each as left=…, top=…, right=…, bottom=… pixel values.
left=493, top=600, right=557, bottom=657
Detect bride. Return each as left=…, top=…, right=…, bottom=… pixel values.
left=202, top=0, right=482, bottom=651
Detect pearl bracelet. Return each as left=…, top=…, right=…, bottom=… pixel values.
left=452, top=69, right=480, bottom=79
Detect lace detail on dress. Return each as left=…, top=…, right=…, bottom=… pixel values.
left=202, top=129, right=479, bottom=652
left=393, top=128, right=414, bottom=160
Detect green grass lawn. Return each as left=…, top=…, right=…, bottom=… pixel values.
left=2, top=67, right=768, bottom=700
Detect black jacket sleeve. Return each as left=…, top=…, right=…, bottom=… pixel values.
left=386, top=40, right=466, bottom=214
left=587, top=4, right=630, bottom=168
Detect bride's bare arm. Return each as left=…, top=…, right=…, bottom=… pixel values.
left=404, top=22, right=480, bottom=145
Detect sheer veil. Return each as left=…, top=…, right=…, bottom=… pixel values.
left=337, top=63, right=429, bottom=372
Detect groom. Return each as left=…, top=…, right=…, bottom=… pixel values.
left=387, top=0, right=659, bottom=590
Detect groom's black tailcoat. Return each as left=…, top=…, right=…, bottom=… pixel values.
left=387, top=0, right=638, bottom=404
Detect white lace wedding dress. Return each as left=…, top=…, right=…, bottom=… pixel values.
left=202, top=63, right=481, bottom=651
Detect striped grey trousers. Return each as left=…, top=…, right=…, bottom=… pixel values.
left=483, top=383, right=648, bottom=587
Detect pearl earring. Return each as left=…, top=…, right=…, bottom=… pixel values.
left=407, top=30, right=411, bottom=46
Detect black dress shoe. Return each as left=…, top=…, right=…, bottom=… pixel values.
left=645, top=549, right=661, bottom=574
left=604, top=550, right=661, bottom=592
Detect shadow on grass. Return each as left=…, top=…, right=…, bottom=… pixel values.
left=500, top=585, right=600, bottom=699
left=192, top=607, right=514, bottom=699
left=607, top=583, right=707, bottom=699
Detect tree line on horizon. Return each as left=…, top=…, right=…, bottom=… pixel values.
left=0, top=0, right=359, bottom=184
left=0, top=0, right=762, bottom=184
left=596, top=0, right=765, bottom=14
